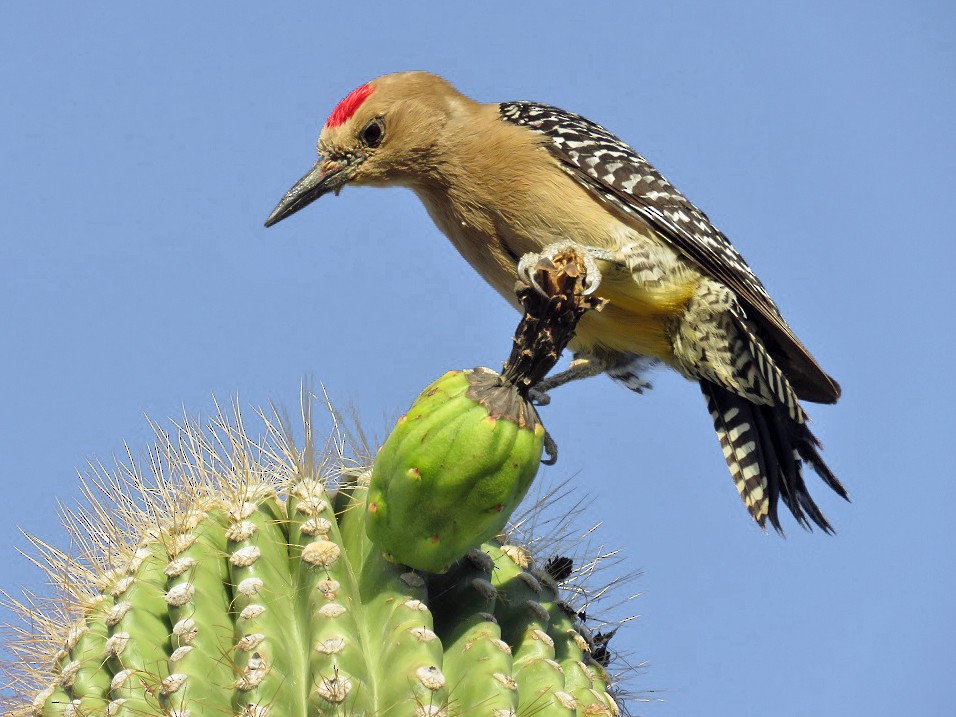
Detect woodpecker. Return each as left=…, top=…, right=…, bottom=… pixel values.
left=265, top=72, right=847, bottom=533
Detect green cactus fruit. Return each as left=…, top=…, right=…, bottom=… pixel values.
left=1, top=401, right=630, bottom=717
left=365, top=368, right=547, bottom=573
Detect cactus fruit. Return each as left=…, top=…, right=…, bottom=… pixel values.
left=366, top=368, right=547, bottom=573
left=366, top=250, right=605, bottom=574
left=1, top=401, right=631, bottom=717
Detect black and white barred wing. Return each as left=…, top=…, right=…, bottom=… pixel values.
left=500, top=101, right=839, bottom=404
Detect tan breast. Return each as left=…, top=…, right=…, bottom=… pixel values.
left=410, top=104, right=697, bottom=362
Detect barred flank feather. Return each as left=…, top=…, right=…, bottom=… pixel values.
left=701, top=381, right=848, bottom=533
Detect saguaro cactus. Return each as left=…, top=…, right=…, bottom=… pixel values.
left=1, top=401, right=631, bottom=717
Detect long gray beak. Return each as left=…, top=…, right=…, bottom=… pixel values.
left=264, top=159, right=350, bottom=227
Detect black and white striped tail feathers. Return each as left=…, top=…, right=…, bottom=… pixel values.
left=700, top=381, right=848, bottom=533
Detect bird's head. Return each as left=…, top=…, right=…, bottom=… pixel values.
left=265, top=72, right=465, bottom=227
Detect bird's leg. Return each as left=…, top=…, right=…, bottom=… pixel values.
left=528, top=354, right=609, bottom=405
left=517, top=242, right=612, bottom=297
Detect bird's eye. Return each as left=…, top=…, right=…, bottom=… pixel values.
left=360, top=118, right=385, bottom=148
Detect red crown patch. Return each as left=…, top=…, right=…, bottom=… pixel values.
left=325, top=83, right=375, bottom=128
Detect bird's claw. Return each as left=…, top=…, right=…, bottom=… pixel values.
left=517, top=242, right=605, bottom=297
left=516, top=251, right=549, bottom=296
left=576, top=249, right=603, bottom=296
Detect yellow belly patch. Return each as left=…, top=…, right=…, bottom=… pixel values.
left=572, top=276, right=698, bottom=360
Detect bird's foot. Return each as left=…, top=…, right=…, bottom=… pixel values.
left=517, top=242, right=610, bottom=297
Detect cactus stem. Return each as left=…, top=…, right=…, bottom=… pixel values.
left=1, top=393, right=639, bottom=717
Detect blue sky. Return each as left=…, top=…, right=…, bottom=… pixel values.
left=2, top=2, right=954, bottom=714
